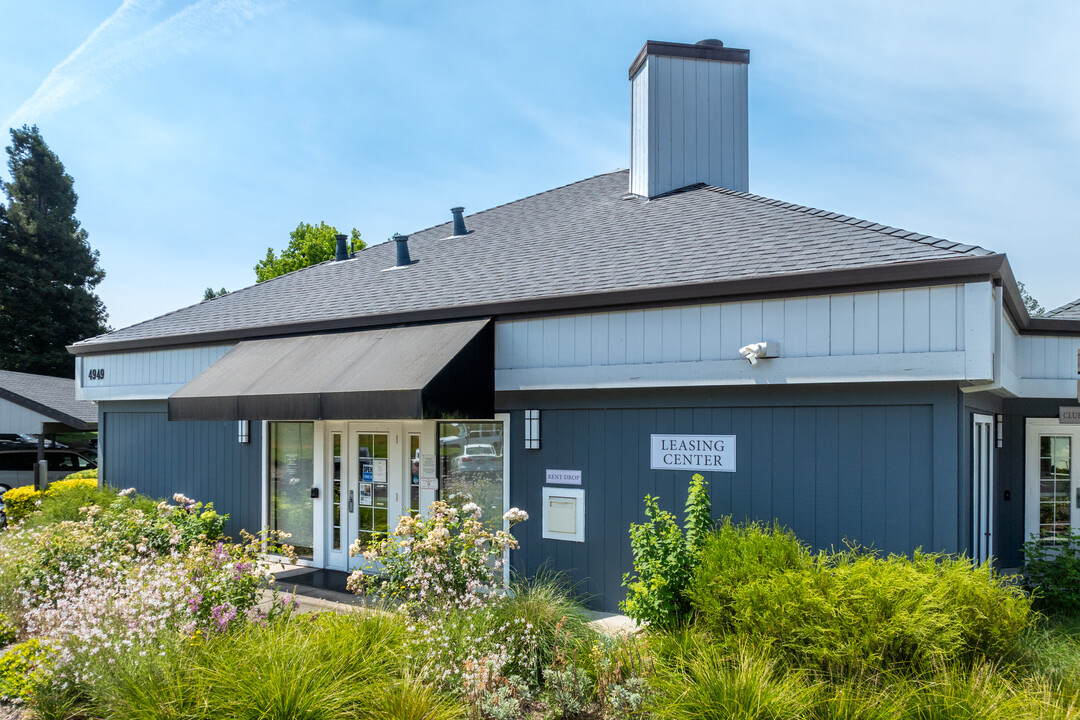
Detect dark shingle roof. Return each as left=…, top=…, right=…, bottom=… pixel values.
left=1045, top=298, right=1080, bottom=320
left=0, top=370, right=97, bottom=427
left=72, top=170, right=995, bottom=352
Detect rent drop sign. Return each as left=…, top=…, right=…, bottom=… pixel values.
left=650, top=434, right=736, bottom=473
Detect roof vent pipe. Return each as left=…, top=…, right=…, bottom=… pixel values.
left=335, top=234, right=348, bottom=261
left=393, top=233, right=412, bottom=266
left=451, top=206, right=467, bottom=236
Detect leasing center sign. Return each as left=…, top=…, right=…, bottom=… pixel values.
left=651, top=434, right=736, bottom=473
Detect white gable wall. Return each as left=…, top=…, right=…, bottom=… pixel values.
left=76, top=344, right=234, bottom=401
left=0, top=398, right=54, bottom=435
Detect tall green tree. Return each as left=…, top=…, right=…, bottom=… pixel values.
left=1017, top=281, right=1045, bottom=317
left=0, top=125, right=108, bottom=377
left=255, top=222, right=364, bottom=283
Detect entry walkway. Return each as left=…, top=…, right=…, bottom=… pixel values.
left=262, top=563, right=640, bottom=635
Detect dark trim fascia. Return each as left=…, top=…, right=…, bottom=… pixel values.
left=0, top=387, right=92, bottom=430
left=69, top=254, right=1013, bottom=356
left=996, top=256, right=1080, bottom=334
left=628, top=40, right=750, bottom=79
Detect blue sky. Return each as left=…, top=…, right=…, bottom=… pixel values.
left=1, top=0, right=1078, bottom=330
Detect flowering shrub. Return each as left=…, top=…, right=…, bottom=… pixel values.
left=0, top=488, right=295, bottom=687
left=59, top=468, right=97, bottom=481
left=348, top=500, right=528, bottom=611
left=2, top=486, right=42, bottom=523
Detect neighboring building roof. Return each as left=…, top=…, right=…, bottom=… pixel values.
left=1045, top=298, right=1080, bottom=321
left=0, top=370, right=97, bottom=429
left=72, top=170, right=1002, bottom=354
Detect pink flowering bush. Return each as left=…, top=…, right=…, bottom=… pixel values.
left=0, top=489, right=296, bottom=687
left=347, top=500, right=528, bottom=610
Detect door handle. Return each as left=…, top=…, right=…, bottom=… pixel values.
left=348, top=490, right=354, bottom=513
left=1076, top=487, right=1079, bottom=510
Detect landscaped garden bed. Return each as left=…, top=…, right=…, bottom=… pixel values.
left=0, top=472, right=1079, bottom=719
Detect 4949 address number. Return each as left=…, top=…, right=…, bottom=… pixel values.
left=87, top=369, right=105, bottom=380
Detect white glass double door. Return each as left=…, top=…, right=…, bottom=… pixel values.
left=323, top=423, right=406, bottom=572
left=1026, top=419, right=1080, bottom=543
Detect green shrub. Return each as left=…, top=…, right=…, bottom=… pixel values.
left=0, top=639, right=55, bottom=702
left=60, top=468, right=97, bottom=481
left=2, top=485, right=42, bottom=523
left=1023, top=530, right=1080, bottom=614
left=29, top=477, right=112, bottom=527
left=0, top=612, right=16, bottom=646
left=687, top=517, right=812, bottom=630
left=494, top=572, right=594, bottom=676
left=689, top=521, right=1034, bottom=676
left=621, top=473, right=711, bottom=629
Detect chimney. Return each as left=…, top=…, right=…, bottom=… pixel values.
left=393, top=233, right=412, bottom=267
left=335, top=233, right=348, bottom=261
left=451, top=206, right=468, bottom=236
left=629, top=39, right=750, bottom=198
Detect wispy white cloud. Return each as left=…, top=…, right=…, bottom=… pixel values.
left=4, top=0, right=283, bottom=129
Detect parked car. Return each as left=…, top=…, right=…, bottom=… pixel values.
left=452, top=444, right=502, bottom=473
left=0, top=433, right=67, bottom=448
left=0, top=449, right=97, bottom=493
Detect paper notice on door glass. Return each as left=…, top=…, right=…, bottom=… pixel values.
left=372, top=459, right=387, bottom=483
left=419, top=476, right=438, bottom=491
left=420, top=453, right=436, bottom=478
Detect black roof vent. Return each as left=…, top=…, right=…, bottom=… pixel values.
left=393, top=233, right=413, bottom=267
left=335, top=234, right=349, bottom=261
left=451, top=206, right=468, bottom=236
left=696, top=38, right=724, bottom=47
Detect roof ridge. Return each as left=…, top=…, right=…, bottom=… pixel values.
left=407, top=169, right=630, bottom=239
left=698, top=184, right=993, bottom=257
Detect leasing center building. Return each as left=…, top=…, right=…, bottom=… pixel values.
left=71, top=40, right=1080, bottom=611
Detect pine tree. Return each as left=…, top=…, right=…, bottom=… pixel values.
left=0, top=125, right=108, bottom=377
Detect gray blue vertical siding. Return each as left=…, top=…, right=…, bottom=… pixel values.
left=99, top=400, right=262, bottom=540
left=503, top=384, right=963, bottom=612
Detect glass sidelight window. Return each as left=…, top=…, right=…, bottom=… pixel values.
left=438, top=421, right=505, bottom=531
left=356, top=432, right=389, bottom=551
left=1039, top=436, right=1072, bottom=542
left=409, top=433, right=421, bottom=516
left=268, top=422, right=314, bottom=559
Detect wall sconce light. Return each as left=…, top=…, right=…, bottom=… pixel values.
left=996, top=414, right=1003, bottom=448
left=524, top=410, right=541, bottom=450
left=238, top=420, right=250, bottom=444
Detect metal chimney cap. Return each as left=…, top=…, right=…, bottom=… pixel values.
left=334, top=233, right=349, bottom=262
left=450, top=207, right=469, bottom=236
left=696, top=38, right=724, bottom=47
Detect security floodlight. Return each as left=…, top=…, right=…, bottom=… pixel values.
left=738, top=341, right=776, bottom=366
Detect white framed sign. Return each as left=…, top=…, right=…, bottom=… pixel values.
left=1061, top=407, right=1080, bottom=425
left=650, top=434, right=736, bottom=473
left=545, top=469, right=582, bottom=485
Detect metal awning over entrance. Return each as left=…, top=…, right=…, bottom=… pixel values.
left=168, top=319, right=493, bottom=421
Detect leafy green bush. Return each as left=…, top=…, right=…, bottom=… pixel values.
left=29, top=477, right=110, bottom=527
left=1023, top=530, right=1080, bottom=614
left=0, top=639, right=55, bottom=702
left=621, top=473, right=711, bottom=629
left=2, top=485, right=42, bottom=523
left=687, top=517, right=813, bottom=630
left=689, top=521, right=1033, bottom=676
left=60, top=468, right=97, bottom=481
left=0, top=612, right=16, bottom=646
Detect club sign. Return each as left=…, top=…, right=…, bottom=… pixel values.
left=650, top=434, right=736, bottom=473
